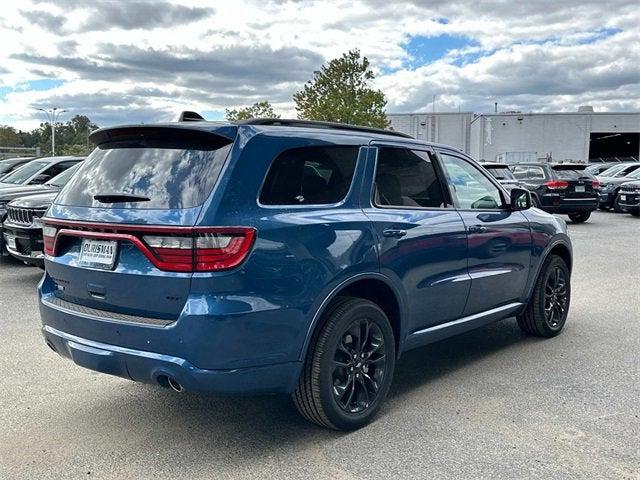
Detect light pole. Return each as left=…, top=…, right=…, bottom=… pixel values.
left=34, top=107, right=67, bottom=156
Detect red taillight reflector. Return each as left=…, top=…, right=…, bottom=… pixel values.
left=43, top=225, right=57, bottom=256
left=545, top=180, right=569, bottom=190
left=195, top=230, right=256, bottom=271
left=591, top=179, right=600, bottom=189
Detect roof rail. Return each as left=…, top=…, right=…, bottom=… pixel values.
left=178, top=111, right=205, bottom=122
left=238, top=118, right=413, bottom=139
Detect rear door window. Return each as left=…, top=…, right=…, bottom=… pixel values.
left=259, top=146, right=359, bottom=205
left=374, top=148, right=447, bottom=208
left=56, top=134, right=233, bottom=209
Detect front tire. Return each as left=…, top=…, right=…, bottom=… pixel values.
left=613, top=195, right=625, bottom=213
left=567, top=211, right=591, bottom=223
left=517, top=255, right=571, bottom=338
left=293, top=297, right=395, bottom=430
left=629, top=208, right=640, bottom=217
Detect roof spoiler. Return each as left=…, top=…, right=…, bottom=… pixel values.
left=178, top=111, right=205, bottom=122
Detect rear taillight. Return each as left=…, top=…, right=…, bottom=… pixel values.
left=43, top=225, right=57, bottom=255
left=41, top=220, right=256, bottom=273
left=591, top=179, right=600, bottom=189
left=545, top=180, right=569, bottom=190
left=142, top=229, right=256, bottom=272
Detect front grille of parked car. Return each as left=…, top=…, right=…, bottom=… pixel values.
left=6, top=207, right=47, bottom=226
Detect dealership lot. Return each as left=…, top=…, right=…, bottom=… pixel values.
left=0, top=211, right=637, bottom=479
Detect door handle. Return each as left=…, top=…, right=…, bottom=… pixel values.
left=467, top=225, right=488, bottom=234
left=382, top=229, right=407, bottom=238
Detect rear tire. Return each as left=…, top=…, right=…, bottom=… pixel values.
left=293, top=297, right=395, bottom=430
left=517, top=255, right=570, bottom=338
left=567, top=211, right=591, bottom=223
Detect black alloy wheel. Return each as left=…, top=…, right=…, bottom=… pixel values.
left=293, top=297, right=395, bottom=430
left=332, top=318, right=386, bottom=414
left=543, top=264, right=568, bottom=330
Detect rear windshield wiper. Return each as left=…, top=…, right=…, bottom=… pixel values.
left=94, top=193, right=151, bottom=203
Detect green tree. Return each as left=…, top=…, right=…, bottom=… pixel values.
left=293, top=49, right=389, bottom=128
left=225, top=101, right=280, bottom=121
left=0, top=126, right=20, bottom=147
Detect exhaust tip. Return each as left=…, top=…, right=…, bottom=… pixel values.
left=167, top=377, right=184, bottom=393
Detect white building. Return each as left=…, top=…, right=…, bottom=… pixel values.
left=388, top=109, right=640, bottom=163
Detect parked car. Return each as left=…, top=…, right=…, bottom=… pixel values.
left=0, top=156, right=83, bottom=192
left=617, top=180, right=640, bottom=217
left=585, top=162, right=617, bottom=176
left=0, top=157, right=36, bottom=180
left=0, top=162, right=84, bottom=256
left=1, top=164, right=82, bottom=266
left=510, top=163, right=599, bottom=223
left=39, top=117, right=572, bottom=430
left=597, top=167, right=640, bottom=212
left=596, top=162, right=640, bottom=181
left=480, top=163, right=521, bottom=191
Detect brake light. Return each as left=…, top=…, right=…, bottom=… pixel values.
left=43, top=225, right=57, bottom=255
left=591, top=179, right=600, bottom=189
left=40, top=220, right=256, bottom=272
left=545, top=180, right=569, bottom=190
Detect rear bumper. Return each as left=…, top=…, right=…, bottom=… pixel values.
left=540, top=194, right=598, bottom=213
left=42, top=324, right=302, bottom=394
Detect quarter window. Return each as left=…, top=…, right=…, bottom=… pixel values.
left=260, top=146, right=359, bottom=205
left=374, top=148, right=446, bottom=208
left=440, top=153, right=504, bottom=210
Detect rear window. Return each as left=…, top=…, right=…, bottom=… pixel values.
left=56, top=135, right=232, bottom=209
left=484, top=166, right=516, bottom=180
left=259, top=146, right=359, bottom=205
left=551, top=165, right=591, bottom=180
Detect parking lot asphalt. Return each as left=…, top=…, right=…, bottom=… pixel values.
left=0, top=210, right=638, bottom=480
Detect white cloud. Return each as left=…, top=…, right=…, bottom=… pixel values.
left=0, top=0, right=638, bottom=129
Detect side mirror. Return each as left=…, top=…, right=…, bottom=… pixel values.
left=31, top=173, right=52, bottom=184
left=510, top=188, right=531, bottom=211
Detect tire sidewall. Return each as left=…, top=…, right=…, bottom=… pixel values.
left=533, top=256, right=571, bottom=336
left=316, top=300, right=395, bottom=430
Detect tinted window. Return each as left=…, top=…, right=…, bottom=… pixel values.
left=1, top=160, right=48, bottom=184
left=260, top=146, right=358, bottom=205
left=374, top=148, right=446, bottom=208
left=40, top=161, right=79, bottom=181
left=485, top=166, right=516, bottom=180
left=440, top=153, right=504, bottom=209
left=512, top=166, right=545, bottom=180
left=552, top=167, right=592, bottom=180
left=56, top=142, right=232, bottom=209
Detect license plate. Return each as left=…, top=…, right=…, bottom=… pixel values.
left=78, top=239, right=118, bottom=270
left=575, top=185, right=585, bottom=192
left=4, top=234, right=16, bottom=250
left=620, top=195, right=626, bottom=201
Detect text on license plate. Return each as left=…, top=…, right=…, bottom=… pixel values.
left=78, top=239, right=118, bottom=269
left=575, top=185, right=585, bottom=192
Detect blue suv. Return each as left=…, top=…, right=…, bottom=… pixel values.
left=38, top=117, right=572, bottom=430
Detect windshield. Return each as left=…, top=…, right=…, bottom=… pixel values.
left=626, top=169, right=640, bottom=180
left=1, top=160, right=47, bottom=184
left=56, top=138, right=233, bottom=209
left=598, top=164, right=628, bottom=177
left=46, top=163, right=81, bottom=187
left=485, top=166, right=516, bottom=180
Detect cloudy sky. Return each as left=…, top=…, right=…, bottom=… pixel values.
left=1, top=0, right=638, bottom=130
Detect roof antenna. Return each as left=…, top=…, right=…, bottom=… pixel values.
left=178, top=111, right=205, bottom=122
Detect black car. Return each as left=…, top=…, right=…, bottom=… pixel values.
left=480, top=163, right=521, bottom=191
left=617, top=180, right=640, bottom=217
left=0, top=163, right=82, bottom=258
left=2, top=191, right=58, bottom=267
left=597, top=168, right=640, bottom=212
left=510, top=163, right=599, bottom=223
left=0, top=157, right=36, bottom=179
